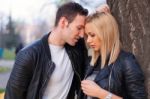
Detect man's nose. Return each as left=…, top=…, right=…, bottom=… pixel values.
left=79, top=30, right=84, bottom=38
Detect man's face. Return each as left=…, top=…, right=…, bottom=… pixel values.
left=64, top=14, right=86, bottom=46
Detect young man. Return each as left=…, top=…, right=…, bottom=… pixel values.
left=5, top=2, right=88, bottom=99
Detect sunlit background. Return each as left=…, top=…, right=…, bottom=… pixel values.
left=0, top=0, right=106, bottom=45
left=0, top=0, right=106, bottom=98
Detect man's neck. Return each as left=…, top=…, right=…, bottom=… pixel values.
left=48, top=29, right=65, bottom=47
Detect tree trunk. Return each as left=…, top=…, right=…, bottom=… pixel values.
left=107, top=0, right=150, bottom=98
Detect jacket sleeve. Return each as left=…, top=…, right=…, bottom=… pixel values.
left=122, top=53, right=147, bottom=99
left=5, top=49, right=34, bottom=99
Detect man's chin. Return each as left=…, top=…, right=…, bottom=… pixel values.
left=68, top=42, right=76, bottom=46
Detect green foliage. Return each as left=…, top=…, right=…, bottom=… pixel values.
left=0, top=67, right=11, bottom=73
left=0, top=89, right=5, bottom=93
left=3, top=49, right=15, bottom=60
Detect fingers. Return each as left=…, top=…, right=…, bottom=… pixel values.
left=81, top=80, right=94, bottom=91
left=96, top=4, right=110, bottom=13
left=81, top=80, right=88, bottom=90
left=81, top=83, right=91, bottom=96
left=81, top=80, right=97, bottom=97
left=82, top=89, right=90, bottom=96
left=81, top=80, right=90, bottom=90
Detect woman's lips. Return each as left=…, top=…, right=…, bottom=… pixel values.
left=90, top=45, right=95, bottom=48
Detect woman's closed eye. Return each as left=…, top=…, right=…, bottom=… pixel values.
left=84, top=32, right=95, bottom=40
left=88, top=32, right=95, bottom=38
left=90, top=34, right=95, bottom=37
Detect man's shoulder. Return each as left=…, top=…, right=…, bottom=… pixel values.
left=20, top=39, right=43, bottom=54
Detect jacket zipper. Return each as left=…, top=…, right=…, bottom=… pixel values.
left=72, top=63, right=83, bottom=99
left=66, top=48, right=81, bottom=82
left=40, top=62, right=55, bottom=98
left=72, top=63, right=81, bottom=82
left=40, top=71, right=49, bottom=98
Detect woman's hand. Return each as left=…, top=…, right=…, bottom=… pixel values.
left=81, top=80, right=102, bottom=98
left=81, top=80, right=123, bottom=99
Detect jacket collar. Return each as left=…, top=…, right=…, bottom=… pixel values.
left=41, top=32, right=73, bottom=60
left=94, top=65, right=111, bottom=82
left=41, top=32, right=51, bottom=60
left=41, top=32, right=82, bottom=74
left=41, top=32, right=76, bottom=61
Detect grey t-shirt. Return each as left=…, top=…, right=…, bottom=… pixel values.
left=86, top=70, right=99, bottom=99
left=43, top=44, right=74, bottom=99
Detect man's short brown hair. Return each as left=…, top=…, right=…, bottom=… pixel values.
left=55, top=2, right=88, bottom=26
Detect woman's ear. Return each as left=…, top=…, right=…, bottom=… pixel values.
left=58, top=17, right=69, bottom=28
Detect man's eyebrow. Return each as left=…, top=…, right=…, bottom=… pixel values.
left=78, top=25, right=85, bottom=28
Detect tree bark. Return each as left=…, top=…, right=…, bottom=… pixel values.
left=107, top=0, right=150, bottom=98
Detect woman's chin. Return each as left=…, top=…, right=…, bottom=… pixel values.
left=92, top=48, right=99, bottom=52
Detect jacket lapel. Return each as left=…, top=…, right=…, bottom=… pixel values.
left=94, top=64, right=113, bottom=82
left=41, top=32, right=51, bottom=60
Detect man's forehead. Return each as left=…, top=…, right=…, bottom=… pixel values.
left=72, top=15, right=86, bottom=25
left=73, top=14, right=86, bottom=21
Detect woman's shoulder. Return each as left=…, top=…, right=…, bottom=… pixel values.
left=118, top=50, right=143, bottom=74
left=118, top=50, right=138, bottom=66
left=119, top=50, right=135, bottom=59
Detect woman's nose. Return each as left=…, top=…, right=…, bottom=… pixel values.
left=87, top=36, right=92, bottom=43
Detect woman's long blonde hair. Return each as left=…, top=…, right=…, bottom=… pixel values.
left=86, top=12, right=121, bottom=68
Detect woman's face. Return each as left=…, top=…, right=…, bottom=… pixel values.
left=85, top=23, right=101, bottom=51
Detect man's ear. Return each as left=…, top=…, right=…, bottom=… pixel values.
left=58, top=17, right=69, bottom=28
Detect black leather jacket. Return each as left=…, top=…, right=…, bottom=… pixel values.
left=80, top=50, right=147, bottom=99
left=5, top=33, right=87, bottom=99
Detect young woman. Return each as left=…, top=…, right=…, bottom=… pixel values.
left=80, top=12, right=147, bottom=99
